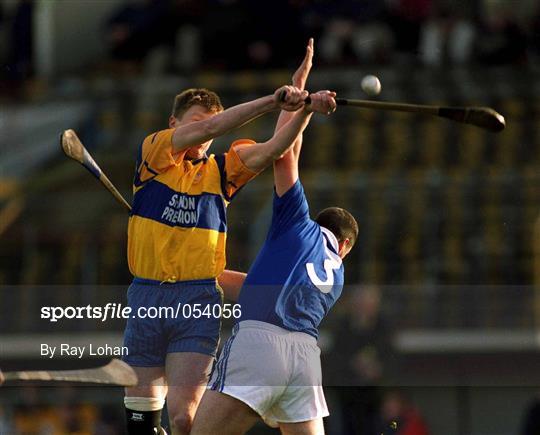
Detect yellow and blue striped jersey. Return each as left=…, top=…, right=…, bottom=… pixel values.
left=128, top=129, right=257, bottom=282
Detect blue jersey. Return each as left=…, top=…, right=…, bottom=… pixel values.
left=238, top=180, right=344, bottom=338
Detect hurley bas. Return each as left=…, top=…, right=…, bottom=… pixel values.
left=41, top=343, right=128, bottom=359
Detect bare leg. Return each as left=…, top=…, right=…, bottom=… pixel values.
left=165, top=352, right=214, bottom=435
left=280, top=418, right=325, bottom=435
left=191, top=389, right=260, bottom=435
left=124, top=366, right=167, bottom=433
left=124, top=365, right=167, bottom=400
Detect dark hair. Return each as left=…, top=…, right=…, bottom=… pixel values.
left=315, top=207, right=358, bottom=247
left=171, top=88, right=223, bottom=119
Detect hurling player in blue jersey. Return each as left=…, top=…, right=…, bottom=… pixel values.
left=191, top=39, right=358, bottom=435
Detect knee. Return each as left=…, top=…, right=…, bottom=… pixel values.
left=171, top=412, right=194, bottom=434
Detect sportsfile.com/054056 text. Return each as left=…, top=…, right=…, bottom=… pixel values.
left=40, top=303, right=242, bottom=322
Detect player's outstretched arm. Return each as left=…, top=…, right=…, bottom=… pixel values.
left=273, top=91, right=337, bottom=196
left=235, top=103, right=312, bottom=173
left=236, top=91, right=336, bottom=173
left=274, top=38, right=313, bottom=134
left=218, top=269, right=247, bottom=302
left=273, top=38, right=313, bottom=196
left=171, top=86, right=305, bottom=152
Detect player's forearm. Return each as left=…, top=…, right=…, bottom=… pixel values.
left=265, top=109, right=311, bottom=162
left=273, top=142, right=300, bottom=197
left=273, top=112, right=303, bottom=162
left=239, top=109, right=312, bottom=172
left=272, top=131, right=302, bottom=190
left=218, top=269, right=247, bottom=302
left=274, top=105, right=303, bottom=159
left=274, top=81, right=308, bottom=159
left=172, top=95, right=277, bottom=151
left=273, top=71, right=308, bottom=138
left=275, top=110, right=293, bottom=135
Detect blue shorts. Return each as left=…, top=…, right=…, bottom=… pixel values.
left=122, top=277, right=222, bottom=367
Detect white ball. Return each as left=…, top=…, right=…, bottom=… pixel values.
left=361, top=75, right=381, bottom=96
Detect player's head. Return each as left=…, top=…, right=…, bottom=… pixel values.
left=169, top=88, right=224, bottom=160
left=315, top=207, right=358, bottom=259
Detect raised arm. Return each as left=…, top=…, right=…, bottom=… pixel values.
left=273, top=91, right=336, bottom=195
left=234, top=104, right=313, bottom=172
left=274, top=39, right=313, bottom=196
left=275, top=39, right=314, bottom=133
left=171, top=86, right=305, bottom=152
left=271, top=40, right=337, bottom=196
left=235, top=90, right=337, bottom=173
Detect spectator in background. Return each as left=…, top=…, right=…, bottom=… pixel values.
left=378, top=390, right=430, bottom=435
left=170, top=0, right=207, bottom=71
left=386, top=0, right=432, bottom=57
left=324, top=285, right=395, bottom=435
left=419, top=1, right=475, bottom=66
left=331, top=285, right=394, bottom=385
left=474, top=0, right=528, bottom=65
left=201, top=0, right=250, bottom=69
left=242, top=0, right=307, bottom=68
left=105, top=0, right=173, bottom=66
left=201, top=0, right=307, bottom=69
left=315, top=0, right=393, bottom=64
left=5, top=0, right=34, bottom=87
left=300, top=0, right=330, bottom=46
left=241, top=0, right=283, bottom=68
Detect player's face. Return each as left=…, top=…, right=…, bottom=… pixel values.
left=170, top=105, right=217, bottom=160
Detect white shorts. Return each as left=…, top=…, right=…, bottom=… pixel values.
left=208, top=320, right=328, bottom=424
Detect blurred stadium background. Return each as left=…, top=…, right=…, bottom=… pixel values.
left=1, top=0, right=540, bottom=434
